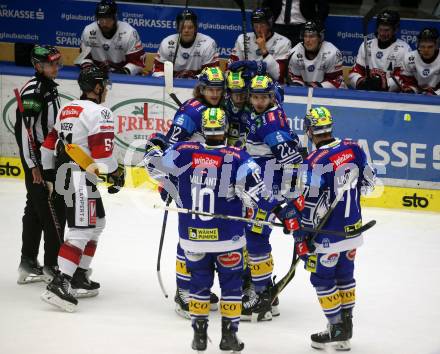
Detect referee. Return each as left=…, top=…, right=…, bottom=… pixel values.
left=14, top=45, right=66, bottom=284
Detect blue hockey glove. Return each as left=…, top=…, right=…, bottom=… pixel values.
left=146, top=132, right=169, bottom=152
left=272, top=195, right=305, bottom=235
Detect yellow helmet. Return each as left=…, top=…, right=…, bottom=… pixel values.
left=304, top=106, right=333, bottom=135
left=249, top=75, right=274, bottom=94
left=198, top=67, right=225, bottom=88
left=202, top=107, right=226, bottom=136
left=226, top=71, right=247, bottom=93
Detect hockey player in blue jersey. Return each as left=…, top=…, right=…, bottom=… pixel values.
left=225, top=71, right=249, bottom=147
left=166, top=66, right=225, bottom=144
left=280, top=107, right=376, bottom=350
left=146, top=107, right=296, bottom=352
left=242, top=75, right=303, bottom=321
left=147, top=67, right=226, bottom=318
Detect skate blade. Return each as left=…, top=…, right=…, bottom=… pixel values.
left=311, top=340, right=351, bottom=351
left=271, top=304, right=280, bottom=317
left=251, top=310, right=272, bottom=323
left=175, top=303, right=191, bottom=320
left=72, top=289, right=99, bottom=298
left=41, top=290, right=77, bottom=313
left=240, top=314, right=252, bottom=322
left=17, top=272, right=44, bottom=284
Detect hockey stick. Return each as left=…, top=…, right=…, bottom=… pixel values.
left=270, top=170, right=371, bottom=303
left=172, top=0, right=190, bottom=66
left=153, top=203, right=376, bottom=238
left=14, top=88, right=63, bottom=245
left=363, top=0, right=393, bottom=79
left=165, top=61, right=183, bottom=107
left=233, top=0, right=248, bottom=60
left=156, top=199, right=171, bottom=298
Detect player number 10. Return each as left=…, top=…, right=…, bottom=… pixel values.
left=191, top=186, right=215, bottom=221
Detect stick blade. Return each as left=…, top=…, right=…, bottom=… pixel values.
left=164, top=61, right=174, bottom=95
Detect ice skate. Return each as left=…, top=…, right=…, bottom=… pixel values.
left=311, top=322, right=351, bottom=351
left=241, top=288, right=272, bottom=322
left=41, top=273, right=78, bottom=313
left=191, top=318, right=209, bottom=352
left=219, top=319, right=244, bottom=353
left=17, top=257, right=44, bottom=284
left=71, top=268, right=100, bottom=298
left=175, top=287, right=191, bottom=319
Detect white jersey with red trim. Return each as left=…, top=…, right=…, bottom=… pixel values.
left=229, top=32, right=291, bottom=83
left=400, top=49, right=440, bottom=95
left=152, top=32, right=219, bottom=77
left=75, top=21, right=144, bottom=75
left=288, top=41, right=345, bottom=88
left=348, top=38, right=411, bottom=91
left=41, top=99, right=117, bottom=174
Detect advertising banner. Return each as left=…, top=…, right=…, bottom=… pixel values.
left=1, top=0, right=439, bottom=63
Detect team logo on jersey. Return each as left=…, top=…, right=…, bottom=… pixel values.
left=320, top=253, right=339, bottom=267
left=103, top=44, right=110, bottom=51
left=168, top=40, right=175, bottom=45
left=88, top=200, right=96, bottom=225
left=346, top=249, right=356, bottom=261
left=217, top=252, right=242, bottom=268
left=192, top=153, right=222, bottom=168
left=90, top=30, right=96, bottom=36
left=60, top=105, right=84, bottom=120
left=100, top=109, right=112, bottom=122
left=182, top=52, right=190, bottom=59
left=267, top=111, right=275, bottom=122
left=188, top=227, right=219, bottom=241
left=329, top=149, right=355, bottom=170
left=376, top=51, right=383, bottom=59
left=307, top=65, right=315, bottom=72
left=422, top=68, right=430, bottom=77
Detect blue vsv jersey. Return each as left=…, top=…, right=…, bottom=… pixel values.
left=246, top=105, right=303, bottom=200
left=158, top=142, right=276, bottom=253
left=298, top=139, right=376, bottom=253
left=166, top=98, right=207, bottom=144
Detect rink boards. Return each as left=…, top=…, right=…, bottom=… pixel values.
left=1, top=65, right=439, bottom=212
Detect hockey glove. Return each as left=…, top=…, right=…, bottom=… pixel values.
left=294, top=232, right=316, bottom=257
left=157, top=183, right=172, bottom=203
left=298, top=147, right=309, bottom=160
left=272, top=195, right=305, bottom=235
left=146, top=132, right=169, bottom=152
left=108, top=165, right=125, bottom=194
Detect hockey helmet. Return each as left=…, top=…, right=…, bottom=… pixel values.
left=417, top=27, right=440, bottom=47
left=31, top=45, right=62, bottom=67
left=304, top=107, right=333, bottom=135
left=249, top=75, right=274, bottom=95
left=96, top=0, right=117, bottom=19
left=251, top=8, right=274, bottom=28
left=226, top=71, right=247, bottom=93
left=202, top=107, right=227, bottom=136
left=376, top=10, right=400, bottom=30
left=78, top=64, right=110, bottom=92
left=176, top=9, right=198, bottom=30
left=300, top=21, right=325, bottom=41
left=198, top=67, right=225, bottom=88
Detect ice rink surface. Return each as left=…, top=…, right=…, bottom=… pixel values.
left=0, top=179, right=439, bottom=354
